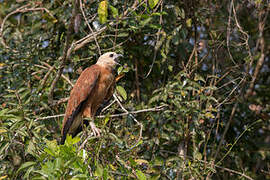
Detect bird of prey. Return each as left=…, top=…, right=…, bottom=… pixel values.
left=60, top=52, right=122, bottom=144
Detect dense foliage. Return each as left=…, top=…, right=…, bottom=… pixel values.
left=0, top=0, right=270, bottom=179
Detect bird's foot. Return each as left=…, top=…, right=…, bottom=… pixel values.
left=89, top=122, right=101, bottom=136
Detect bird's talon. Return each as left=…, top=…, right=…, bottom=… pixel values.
left=90, top=122, right=101, bottom=137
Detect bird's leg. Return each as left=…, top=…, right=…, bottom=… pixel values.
left=89, top=121, right=101, bottom=137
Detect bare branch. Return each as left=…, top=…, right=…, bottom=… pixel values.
left=245, top=4, right=269, bottom=98
left=113, top=93, right=143, bottom=150
left=98, top=104, right=167, bottom=118
left=48, top=0, right=79, bottom=104
left=72, top=24, right=109, bottom=52
left=35, top=97, right=69, bottom=114
left=35, top=105, right=166, bottom=120
left=162, top=150, right=254, bottom=180
left=226, top=0, right=237, bottom=65
left=40, top=65, right=55, bottom=90
left=144, top=2, right=163, bottom=79
left=42, top=62, right=74, bottom=87
left=79, top=0, right=101, bottom=55
left=0, top=4, right=55, bottom=51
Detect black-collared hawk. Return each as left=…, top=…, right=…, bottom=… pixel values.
left=60, top=52, right=122, bottom=144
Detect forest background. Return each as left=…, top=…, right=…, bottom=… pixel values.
left=0, top=0, right=270, bottom=179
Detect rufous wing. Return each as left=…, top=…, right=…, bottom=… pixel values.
left=61, top=65, right=101, bottom=144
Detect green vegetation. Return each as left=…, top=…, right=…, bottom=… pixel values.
left=0, top=0, right=269, bottom=179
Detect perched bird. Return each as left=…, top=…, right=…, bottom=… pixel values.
left=61, top=52, right=122, bottom=144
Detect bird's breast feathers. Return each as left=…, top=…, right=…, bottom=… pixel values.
left=98, top=67, right=115, bottom=89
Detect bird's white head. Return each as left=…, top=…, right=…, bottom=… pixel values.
left=96, top=52, right=122, bottom=68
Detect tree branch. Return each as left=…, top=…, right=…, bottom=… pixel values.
left=79, top=0, right=101, bottom=55
left=48, top=0, right=79, bottom=104
left=245, top=5, right=269, bottom=98
left=0, top=4, right=55, bottom=51
left=35, top=105, right=166, bottom=120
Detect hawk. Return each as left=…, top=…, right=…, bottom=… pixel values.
left=61, top=52, right=122, bottom=144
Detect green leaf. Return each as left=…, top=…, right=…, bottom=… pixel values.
left=168, top=65, right=173, bottom=72
left=117, top=66, right=123, bottom=74
left=103, top=115, right=110, bottom=126
left=194, top=74, right=205, bottom=83
left=136, top=170, right=147, bottom=180
left=94, top=163, right=103, bottom=177
left=150, top=175, right=161, bottom=180
left=17, top=161, right=36, bottom=173
left=34, top=170, right=50, bottom=178
left=103, top=166, right=108, bottom=180
left=71, top=136, right=81, bottom=144
left=129, top=157, right=137, bottom=167
left=109, top=133, right=124, bottom=145
left=23, top=166, right=35, bottom=179
left=117, top=32, right=129, bottom=37
left=0, top=108, right=9, bottom=116
left=149, top=24, right=162, bottom=29
left=98, top=1, right=108, bottom=24
left=116, top=86, right=127, bottom=100
left=45, top=139, right=59, bottom=156
left=0, top=128, right=7, bottom=134
left=109, top=5, right=118, bottom=18
left=186, top=18, right=192, bottom=27
left=140, top=17, right=152, bottom=27
left=153, top=157, right=163, bottom=166
left=149, top=0, right=159, bottom=9
left=194, top=152, right=202, bottom=160
left=70, top=178, right=80, bottom=180
left=72, top=174, right=88, bottom=178
left=26, top=140, right=36, bottom=156
left=0, top=142, right=9, bottom=157
left=65, top=134, right=80, bottom=145
left=151, top=12, right=168, bottom=16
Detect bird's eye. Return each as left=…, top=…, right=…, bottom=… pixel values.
left=109, top=54, right=114, bottom=57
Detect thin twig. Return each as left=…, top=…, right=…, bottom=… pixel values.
left=35, top=97, right=69, bottom=113
left=0, top=4, right=55, bottom=51
left=36, top=104, right=166, bottom=120
left=79, top=134, right=99, bottom=150
left=135, top=59, right=140, bottom=101
left=161, top=150, right=254, bottom=180
left=217, top=120, right=261, bottom=165
left=226, top=0, right=237, bottom=65
left=67, top=0, right=147, bottom=53
left=244, top=4, right=268, bottom=98
left=113, top=93, right=143, bottom=150
left=0, top=4, right=30, bottom=37
left=115, top=155, right=137, bottom=178
left=216, top=76, right=245, bottom=108
left=72, top=24, right=109, bottom=52
left=79, top=104, right=165, bottom=151
left=34, top=62, right=74, bottom=87
left=42, top=62, right=74, bottom=87
left=79, top=0, right=101, bottom=55
left=102, top=38, right=129, bottom=51
left=48, top=0, right=79, bottom=104
left=40, top=65, right=55, bottom=89
left=214, top=103, right=238, bottom=162
left=35, top=114, right=64, bottom=121
left=100, top=99, right=116, bottom=113
left=144, top=2, right=163, bottom=79
left=99, top=104, right=166, bottom=118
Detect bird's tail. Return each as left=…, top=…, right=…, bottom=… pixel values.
left=60, top=135, right=66, bottom=145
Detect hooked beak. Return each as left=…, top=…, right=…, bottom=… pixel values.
left=114, top=54, right=123, bottom=64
